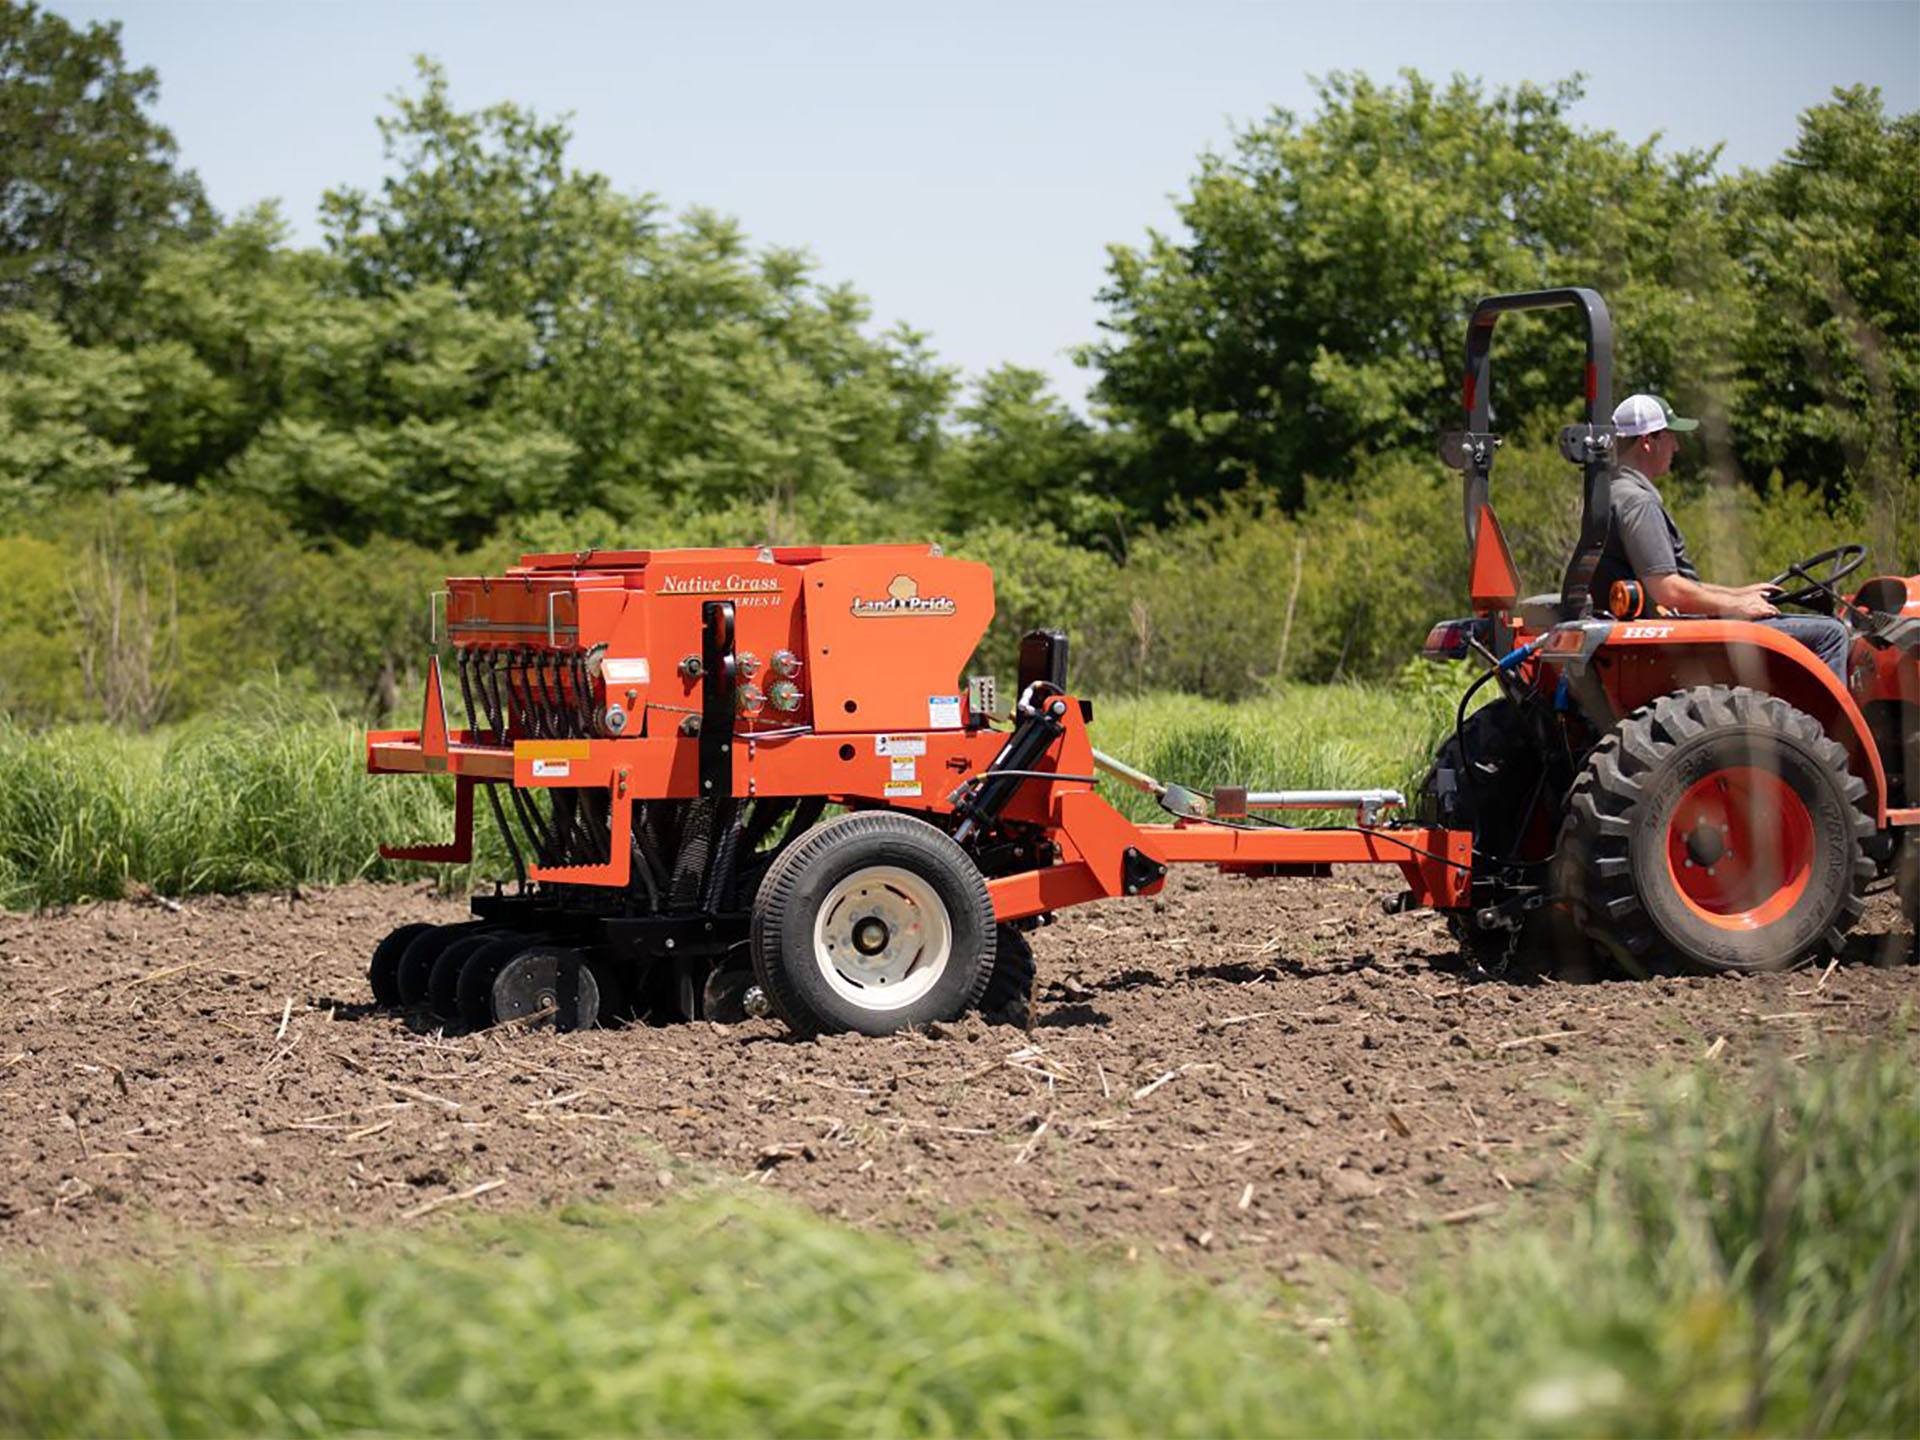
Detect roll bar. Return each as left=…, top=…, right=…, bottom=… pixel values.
left=1452, top=287, right=1615, bottom=617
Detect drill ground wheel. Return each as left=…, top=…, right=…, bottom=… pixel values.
left=426, top=931, right=500, bottom=1027
left=488, top=944, right=611, bottom=1031
left=1558, top=685, right=1872, bottom=974
left=751, top=812, right=995, bottom=1038
left=395, top=922, right=491, bottom=1008
left=369, top=922, right=432, bottom=1007
left=979, top=924, right=1037, bottom=1024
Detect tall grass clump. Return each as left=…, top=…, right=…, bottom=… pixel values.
left=2, top=679, right=1457, bottom=908
left=1093, top=670, right=1463, bottom=824
left=0, top=681, right=501, bottom=908
left=1329, top=1040, right=1920, bottom=1438
left=3, top=1044, right=1910, bottom=1437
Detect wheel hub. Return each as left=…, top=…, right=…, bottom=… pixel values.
left=812, top=865, right=954, bottom=1010
left=1684, top=822, right=1727, bottom=868
left=1664, top=766, right=1814, bottom=930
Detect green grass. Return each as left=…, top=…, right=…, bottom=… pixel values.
left=0, top=683, right=507, bottom=909
left=0, top=674, right=1463, bottom=909
left=2, top=1043, right=1913, bottom=1438
left=1094, top=668, right=1462, bottom=824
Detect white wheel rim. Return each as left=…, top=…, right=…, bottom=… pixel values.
left=811, top=865, right=953, bottom=1012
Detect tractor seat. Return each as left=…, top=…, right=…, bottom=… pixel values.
left=1516, top=593, right=1576, bottom=629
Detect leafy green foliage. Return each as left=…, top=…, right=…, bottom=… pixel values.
left=0, top=34, right=1912, bottom=721
left=1729, top=86, right=1920, bottom=565
left=2, top=1045, right=1912, bottom=1436
left=1082, top=71, right=1746, bottom=518
left=0, top=0, right=212, bottom=341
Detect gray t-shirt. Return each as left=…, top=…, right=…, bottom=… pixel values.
left=1594, top=465, right=1698, bottom=602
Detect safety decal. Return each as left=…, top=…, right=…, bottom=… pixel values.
left=890, top=756, right=917, bottom=783
left=531, top=759, right=571, bottom=779
left=926, top=695, right=962, bottom=728
left=874, top=734, right=927, bottom=757
left=884, top=780, right=924, bottom=799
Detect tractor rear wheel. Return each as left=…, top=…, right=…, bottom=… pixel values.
left=750, top=812, right=994, bottom=1038
left=1558, top=685, right=1871, bottom=973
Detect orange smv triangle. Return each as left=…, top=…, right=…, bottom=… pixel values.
left=1469, top=503, right=1521, bottom=613
left=419, top=654, right=451, bottom=770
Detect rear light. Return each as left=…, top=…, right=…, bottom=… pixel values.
left=1422, top=617, right=1485, bottom=661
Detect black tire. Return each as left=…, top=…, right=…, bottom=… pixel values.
left=395, top=922, right=488, bottom=1007
left=490, top=944, right=604, bottom=1031
left=456, top=934, right=525, bottom=1031
left=1558, top=685, right=1871, bottom=973
left=750, top=811, right=995, bottom=1038
left=979, top=924, right=1037, bottom=1024
left=1419, top=699, right=1593, bottom=975
left=369, top=922, right=433, bottom=1008
left=426, top=931, right=498, bottom=1027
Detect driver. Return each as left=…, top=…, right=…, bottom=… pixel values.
left=1595, top=393, right=1850, bottom=681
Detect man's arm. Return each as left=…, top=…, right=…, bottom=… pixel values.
left=1614, top=493, right=1779, bottom=620
left=1643, top=572, right=1779, bottom=620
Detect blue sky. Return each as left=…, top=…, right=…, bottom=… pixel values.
left=51, top=1, right=1920, bottom=407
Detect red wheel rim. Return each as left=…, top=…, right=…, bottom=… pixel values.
left=1664, top=766, right=1814, bottom=931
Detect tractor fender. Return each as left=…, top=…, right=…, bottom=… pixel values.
left=1591, top=621, right=1888, bottom=824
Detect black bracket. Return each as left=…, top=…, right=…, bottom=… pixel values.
left=1121, top=847, right=1166, bottom=896
left=699, top=601, right=736, bottom=802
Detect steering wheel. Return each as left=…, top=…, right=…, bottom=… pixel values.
left=1765, top=543, right=1867, bottom=612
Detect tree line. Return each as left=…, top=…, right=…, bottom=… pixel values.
left=2, top=0, right=1914, bottom=724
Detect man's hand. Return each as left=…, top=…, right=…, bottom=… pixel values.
left=1723, top=585, right=1781, bottom=621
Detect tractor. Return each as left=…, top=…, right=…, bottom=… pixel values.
left=1417, top=287, right=1919, bottom=975
left=362, top=286, right=1912, bottom=1040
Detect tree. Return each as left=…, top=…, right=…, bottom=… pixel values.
left=940, top=365, right=1116, bottom=544
left=1729, top=86, right=1920, bottom=560
left=0, top=0, right=211, bottom=341
left=1082, top=71, right=1745, bottom=519
left=324, top=62, right=960, bottom=529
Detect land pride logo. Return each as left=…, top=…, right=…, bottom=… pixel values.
left=851, top=574, right=956, bottom=618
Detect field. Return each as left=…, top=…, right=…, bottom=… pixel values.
left=2, top=685, right=1917, bottom=1435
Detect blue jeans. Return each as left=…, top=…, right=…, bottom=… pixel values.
left=1759, top=615, right=1849, bottom=682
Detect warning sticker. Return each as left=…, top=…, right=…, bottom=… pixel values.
left=890, top=756, right=917, bottom=783
left=531, top=759, right=571, bottom=779
left=875, top=734, right=927, bottom=758
left=927, top=695, right=963, bottom=728
left=884, top=780, right=923, bottom=799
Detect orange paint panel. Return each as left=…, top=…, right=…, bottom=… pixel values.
left=1469, top=503, right=1521, bottom=612
left=528, top=779, right=632, bottom=887
left=987, top=862, right=1107, bottom=922
left=800, top=551, right=996, bottom=733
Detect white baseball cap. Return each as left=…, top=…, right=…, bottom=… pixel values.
left=1612, top=393, right=1699, bottom=438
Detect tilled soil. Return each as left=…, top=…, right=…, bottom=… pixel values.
left=1, top=873, right=1913, bottom=1277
